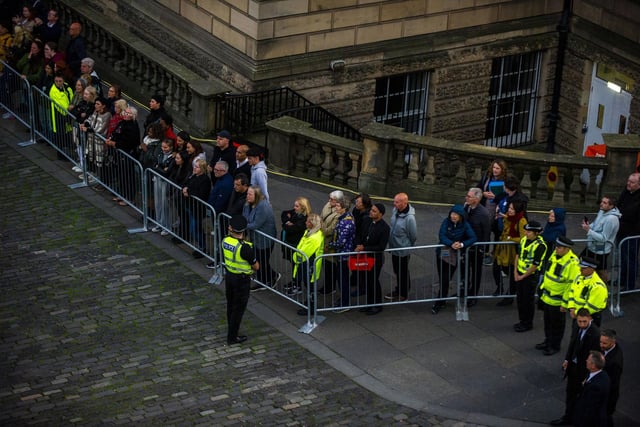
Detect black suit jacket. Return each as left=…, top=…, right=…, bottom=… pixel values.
left=573, top=370, right=610, bottom=427
left=564, top=323, right=601, bottom=380
left=604, top=344, right=624, bottom=414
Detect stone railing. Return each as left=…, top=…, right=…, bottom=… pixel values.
left=266, top=117, right=362, bottom=188
left=53, top=0, right=231, bottom=135
left=265, top=117, right=637, bottom=211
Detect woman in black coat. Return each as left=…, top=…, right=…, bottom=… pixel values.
left=105, top=106, right=140, bottom=204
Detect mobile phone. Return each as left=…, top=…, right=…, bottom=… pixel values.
left=583, top=216, right=589, bottom=224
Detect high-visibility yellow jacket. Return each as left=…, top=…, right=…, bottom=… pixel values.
left=540, top=249, right=580, bottom=306
left=293, top=229, right=324, bottom=283
left=222, top=236, right=254, bottom=275
left=565, top=272, right=608, bottom=314
left=516, top=235, right=547, bottom=274
left=49, top=83, right=73, bottom=133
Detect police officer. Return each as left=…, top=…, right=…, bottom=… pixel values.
left=222, top=215, right=259, bottom=345
left=566, top=256, right=608, bottom=327
left=513, top=220, right=547, bottom=332
left=536, top=236, right=580, bottom=355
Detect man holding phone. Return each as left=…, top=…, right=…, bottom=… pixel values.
left=580, top=196, right=620, bottom=283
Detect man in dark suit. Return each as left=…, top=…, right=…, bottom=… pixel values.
left=550, top=308, right=601, bottom=426
left=600, top=329, right=624, bottom=426
left=572, top=351, right=610, bottom=427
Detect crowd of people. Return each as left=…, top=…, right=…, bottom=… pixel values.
left=2, top=6, right=637, bottom=423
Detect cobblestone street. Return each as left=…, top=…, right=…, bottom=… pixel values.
left=0, top=141, right=460, bottom=426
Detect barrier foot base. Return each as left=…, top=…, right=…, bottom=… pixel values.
left=209, top=270, right=224, bottom=285
left=299, top=314, right=325, bottom=334
left=127, top=227, right=146, bottom=234
left=456, top=301, right=469, bottom=321
left=18, top=139, right=36, bottom=147
left=611, top=306, right=624, bottom=317
left=68, top=181, right=88, bottom=189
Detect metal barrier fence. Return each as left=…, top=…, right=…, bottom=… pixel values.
left=5, top=58, right=638, bottom=334
left=0, top=61, right=36, bottom=145
left=615, top=235, right=640, bottom=316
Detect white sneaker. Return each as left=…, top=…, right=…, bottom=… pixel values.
left=72, top=166, right=82, bottom=173
left=151, top=226, right=161, bottom=233
left=332, top=308, right=350, bottom=314
left=160, top=230, right=169, bottom=236
left=2, top=112, right=13, bottom=119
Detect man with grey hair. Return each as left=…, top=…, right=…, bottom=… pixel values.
left=80, top=57, right=103, bottom=96
left=206, top=161, right=234, bottom=269
left=464, top=187, right=491, bottom=305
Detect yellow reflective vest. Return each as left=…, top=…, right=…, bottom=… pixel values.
left=292, top=229, right=324, bottom=283
left=222, top=236, right=253, bottom=275
left=49, top=83, right=73, bottom=133
left=565, top=272, right=608, bottom=314
left=540, top=249, right=580, bottom=306
left=517, top=236, right=547, bottom=274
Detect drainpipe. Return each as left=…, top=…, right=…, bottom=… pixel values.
left=546, top=0, right=572, bottom=153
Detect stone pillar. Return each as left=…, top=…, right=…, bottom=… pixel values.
left=601, top=134, right=640, bottom=196
left=188, top=80, right=229, bottom=136
left=265, top=116, right=310, bottom=173
left=358, top=123, right=399, bottom=196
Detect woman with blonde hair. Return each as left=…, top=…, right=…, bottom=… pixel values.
left=182, top=158, right=212, bottom=258
left=288, top=213, right=324, bottom=299
left=281, top=196, right=312, bottom=263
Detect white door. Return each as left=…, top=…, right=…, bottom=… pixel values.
left=583, top=65, right=632, bottom=154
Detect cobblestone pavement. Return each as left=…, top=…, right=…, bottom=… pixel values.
left=0, top=140, right=481, bottom=425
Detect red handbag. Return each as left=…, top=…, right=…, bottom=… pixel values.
left=348, top=254, right=375, bottom=271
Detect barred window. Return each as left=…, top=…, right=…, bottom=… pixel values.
left=485, top=52, right=542, bottom=148
left=374, top=71, right=429, bottom=136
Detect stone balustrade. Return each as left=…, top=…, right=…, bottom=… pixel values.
left=266, top=116, right=362, bottom=188
left=53, top=0, right=231, bottom=135
left=265, top=116, right=631, bottom=211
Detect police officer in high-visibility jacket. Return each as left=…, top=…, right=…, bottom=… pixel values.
left=222, top=215, right=259, bottom=345
left=536, top=236, right=580, bottom=355
left=513, top=221, right=547, bottom=332
left=565, top=256, right=608, bottom=327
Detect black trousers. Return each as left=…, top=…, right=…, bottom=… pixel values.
left=391, top=255, right=411, bottom=297
left=436, top=256, right=458, bottom=303
left=225, top=273, right=251, bottom=341
left=365, top=259, right=384, bottom=305
left=541, top=300, right=566, bottom=350
left=515, top=274, right=538, bottom=328
left=466, top=248, right=483, bottom=297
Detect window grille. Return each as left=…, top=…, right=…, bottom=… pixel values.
left=374, top=71, right=429, bottom=136
left=485, top=52, right=542, bottom=148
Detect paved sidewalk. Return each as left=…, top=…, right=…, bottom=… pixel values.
left=1, top=120, right=638, bottom=426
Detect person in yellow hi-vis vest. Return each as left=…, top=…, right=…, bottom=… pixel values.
left=513, top=221, right=547, bottom=332
left=565, top=256, right=608, bottom=327
left=48, top=72, right=73, bottom=153
left=536, top=236, right=580, bottom=355
left=289, top=214, right=325, bottom=316
left=222, top=215, right=259, bottom=345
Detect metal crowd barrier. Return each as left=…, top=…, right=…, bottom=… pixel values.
left=614, top=235, right=640, bottom=316
left=0, top=61, right=36, bottom=145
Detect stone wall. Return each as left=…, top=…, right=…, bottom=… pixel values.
left=58, top=0, right=639, bottom=154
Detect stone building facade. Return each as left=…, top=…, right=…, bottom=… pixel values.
left=57, top=0, right=639, bottom=155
